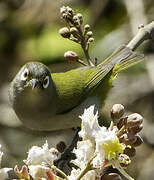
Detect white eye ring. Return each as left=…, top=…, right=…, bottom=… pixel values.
left=43, top=76, right=49, bottom=88
left=21, top=68, right=29, bottom=81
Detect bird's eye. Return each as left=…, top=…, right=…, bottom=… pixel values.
left=43, top=76, right=49, bottom=88
left=21, top=68, right=29, bottom=81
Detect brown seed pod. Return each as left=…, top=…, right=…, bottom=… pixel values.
left=131, top=135, right=143, bottom=147
left=127, top=113, right=143, bottom=128
left=119, top=133, right=137, bottom=145
left=101, top=173, right=122, bottom=180
left=56, top=141, right=66, bottom=153
left=127, top=124, right=143, bottom=134
left=124, top=146, right=136, bottom=157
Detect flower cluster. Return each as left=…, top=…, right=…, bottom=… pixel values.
left=68, top=105, right=143, bottom=180
left=0, top=145, right=12, bottom=180
left=0, top=104, right=143, bottom=180
left=14, top=141, right=60, bottom=180
left=59, top=6, right=95, bottom=66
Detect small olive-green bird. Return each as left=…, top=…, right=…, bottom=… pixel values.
left=9, top=45, right=143, bottom=131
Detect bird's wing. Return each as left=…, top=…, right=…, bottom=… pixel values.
left=83, top=45, right=144, bottom=94
left=52, top=45, right=143, bottom=114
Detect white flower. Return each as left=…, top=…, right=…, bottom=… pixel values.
left=72, top=139, right=95, bottom=168
left=0, top=168, right=12, bottom=180
left=0, top=144, right=12, bottom=180
left=94, top=127, right=123, bottom=162
left=79, top=105, right=101, bottom=140
left=25, top=141, right=58, bottom=166
left=28, top=165, right=50, bottom=179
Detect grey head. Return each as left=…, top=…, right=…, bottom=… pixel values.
left=9, top=62, right=57, bottom=129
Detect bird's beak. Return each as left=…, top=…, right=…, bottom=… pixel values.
left=30, top=79, right=38, bottom=90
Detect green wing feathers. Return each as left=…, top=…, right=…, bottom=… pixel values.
left=84, top=45, right=144, bottom=92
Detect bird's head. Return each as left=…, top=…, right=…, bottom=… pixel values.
left=16, top=62, right=52, bottom=91
left=9, top=62, right=55, bottom=108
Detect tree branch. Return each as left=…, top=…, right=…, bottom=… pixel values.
left=127, top=21, right=154, bottom=51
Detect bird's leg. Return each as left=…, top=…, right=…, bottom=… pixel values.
left=54, top=127, right=81, bottom=176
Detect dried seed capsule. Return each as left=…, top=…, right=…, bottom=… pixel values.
left=59, top=27, right=70, bottom=38
left=64, top=51, right=79, bottom=61
left=84, top=24, right=90, bottom=31
left=131, top=135, right=143, bottom=147
left=127, top=124, right=143, bottom=134
left=101, top=173, right=122, bottom=180
left=110, top=104, right=125, bottom=120
left=119, top=133, right=137, bottom=145
left=124, top=146, right=136, bottom=157
left=56, top=141, right=66, bottom=153
left=127, top=113, right=143, bottom=128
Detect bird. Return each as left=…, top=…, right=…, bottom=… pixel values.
left=9, top=45, right=143, bottom=131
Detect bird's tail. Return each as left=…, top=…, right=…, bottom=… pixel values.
left=99, top=45, right=144, bottom=74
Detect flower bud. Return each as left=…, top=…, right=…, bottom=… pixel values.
left=87, top=31, right=93, bottom=37
left=77, top=13, right=83, bottom=19
left=101, top=173, right=122, bottom=180
left=117, top=116, right=127, bottom=129
left=127, top=113, right=143, bottom=128
left=59, top=27, right=70, bottom=38
left=127, top=124, right=143, bottom=134
left=88, top=37, right=94, bottom=42
left=70, top=27, right=78, bottom=34
left=73, top=15, right=78, bottom=21
left=119, top=133, right=137, bottom=145
left=124, top=146, right=136, bottom=157
left=111, top=104, right=125, bottom=120
left=84, top=24, right=90, bottom=31
left=67, top=7, right=73, bottom=14
left=70, top=27, right=79, bottom=38
left=77, top=13, right=83, bottom=24
left=60, top=6, right=66, bottom=14
left=64, top=51, right=79, bottom=61
left=131, top=135, right=143, bottom=147
left=14, top=165, right=30, bottom=179
left=118, top=153, right=131, bottom=166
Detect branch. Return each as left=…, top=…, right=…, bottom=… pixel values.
left=127, top=21, right=154, bottom=51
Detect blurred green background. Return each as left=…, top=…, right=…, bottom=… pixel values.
left=0, top=0, right=154, bottom=179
